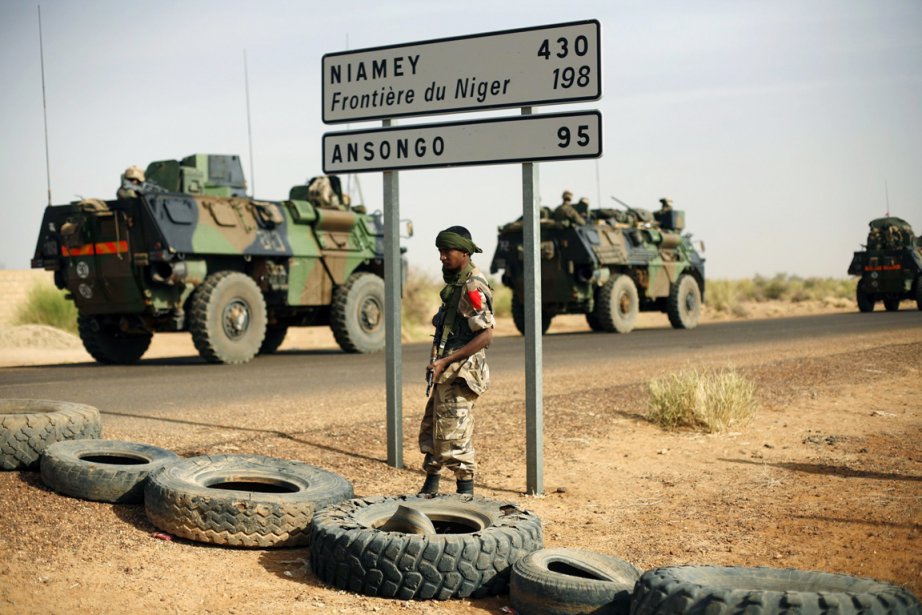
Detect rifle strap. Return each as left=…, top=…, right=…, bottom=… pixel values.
left=436, top=284, right=462, bottom=358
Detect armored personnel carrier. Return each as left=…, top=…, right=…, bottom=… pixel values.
left=847, top=216, right=922, bottom=312
left=32, top=154, right=397, bottom=364
left=491, top=199, right=705, bottom=335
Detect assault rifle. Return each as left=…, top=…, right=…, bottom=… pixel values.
left=426, top=308, right=447, bottom=397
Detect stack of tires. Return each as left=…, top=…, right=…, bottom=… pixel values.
left=4, top=399, right=920, bottom=611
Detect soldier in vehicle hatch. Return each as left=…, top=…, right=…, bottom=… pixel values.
left=419, top=226, right=494, bottom=497
left=117, top=166, right=145, bottom=200
left=553, top=189, right=586, bottom=227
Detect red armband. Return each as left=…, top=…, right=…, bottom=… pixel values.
left=467, top=289, right=483, bottom=311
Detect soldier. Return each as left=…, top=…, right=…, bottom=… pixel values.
left=117, top=166, right=145, bottom=199
left=553, top=189, right=586, bottom=226
left=307, top=175, right=350, bottom=210
left=659, top=197, right=673, bottom=212
left=575, top=196, right=591, bottom=220
left=419, top=226, right=495, bottom=496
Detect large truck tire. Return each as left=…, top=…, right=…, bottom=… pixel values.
left=144, top=454, right=353, bottom=547
left=330, top=272, right=386, bottom=353
left=40, top=440, right=180, bottom=504
left=259, top=325, right=288, bottom=355
left=310, top=494, right=544, bottom=600
left=0, top=399, right=101, bottom=470
left=40, top=439, right=179, bottom=503
left=883, top=297, right=901, bottom=312
left=631, top=565, right=921, bottom=615
left=667, top=274, right=702, bottom=330
left=512, top=296, right=552, bottom=336
left=78, top=314, right=152, bottom=365
left=189, top=271, right=267, bottom=364
left=511, top=548, right=641, bottom=615
left=856, top=280, right=876, bottom=313
left=594, top=275, right=638, bottom=334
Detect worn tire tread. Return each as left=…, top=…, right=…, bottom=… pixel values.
left=0, top=399, right=101, bottom=470
left=310, top=494, right=543, bottom=600
left=630, top=565, right=921, bottom=615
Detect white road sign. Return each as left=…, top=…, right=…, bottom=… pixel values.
left=323, top=111, right=601, bottom=173
left=322, top=20, right=601, bottom=123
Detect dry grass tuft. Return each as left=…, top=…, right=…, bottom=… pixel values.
left=13, top=282, right=78, bottom=334
left=647, top=368, right=757, bottom=433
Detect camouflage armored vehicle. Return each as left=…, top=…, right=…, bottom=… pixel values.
left=32, top=154, right=398, bottom=364
left=490, top=198, right=705, bottom=334
left=847, top=216, right=922, bottom=312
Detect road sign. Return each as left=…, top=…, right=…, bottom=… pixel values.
left=323, top=111, right=601, bottom=173
left=322, top=19, right=600, bottom=123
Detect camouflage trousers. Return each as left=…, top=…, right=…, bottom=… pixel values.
left=418, top=379, right=478, bottom=481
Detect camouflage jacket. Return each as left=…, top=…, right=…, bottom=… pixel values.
left=437, top=265, right=494, bottom=395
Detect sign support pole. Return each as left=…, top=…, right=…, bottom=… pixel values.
left=383, top=119, right=403, bottom=469
left=521, top=107, right=544, bottom=495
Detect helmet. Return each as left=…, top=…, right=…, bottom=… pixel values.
left=660, top=197, right=672, bottom=207
left=123, top=166, right=145, bottom=183
left=578, top=197, right=589, bottom=206
left=562, top=190, right=573, bottom=201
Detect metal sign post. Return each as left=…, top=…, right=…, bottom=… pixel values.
left=321, top=19, right=602, bottom=492
left=383, top=125, right=402, bottom=469
left=521, top=107, right=544, bottom=495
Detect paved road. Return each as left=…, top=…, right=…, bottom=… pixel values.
left=1, top=310, right=918, bottom=414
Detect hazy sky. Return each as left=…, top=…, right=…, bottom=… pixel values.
left=1, top=0, right=920, bottom=279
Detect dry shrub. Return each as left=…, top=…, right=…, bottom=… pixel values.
left=647, top=368, right=757, bottom=433
left=13, top=282, right=77, bottom=334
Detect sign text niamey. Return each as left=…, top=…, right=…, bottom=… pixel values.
left=322, top=19, right=601, bottom=123
left=322, top=111, right=602, bottom=173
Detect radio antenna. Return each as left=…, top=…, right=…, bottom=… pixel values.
left=38, top=5, right=52, bottom=207
left=243, top=49, right=255, bottom=196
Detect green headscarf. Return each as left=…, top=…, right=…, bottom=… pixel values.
left=435, top=231, right=482, bottom=255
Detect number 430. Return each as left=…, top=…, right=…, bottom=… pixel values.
left=557, top=125, right=591, bottom=148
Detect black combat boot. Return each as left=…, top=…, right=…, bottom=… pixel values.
left=418, top=474, right=440, bottom=495
left=456, top=479, right=474, bottom=495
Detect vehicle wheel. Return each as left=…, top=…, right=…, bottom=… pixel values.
left=510, top=548, right=640, bottom=615
left=883, top=297, right=901, bottom=312
left=0, top=399, right=101, bottom=470
left=330, top=272, right=386, bottom=353
left=259, top=325, right=288, bottom=354
left=40, top=439, right=179, bottom=503
left=77, top=314, right=152, bottom=364
left=586, top=310, right=605, bottom=332
left=667, top=274, right=702, bottom=330
left=310, top=494, right=543, bottom=600
left=594, top=275, right=638, bottom=333
left=512, top=296, right=552, bottom=336
left=916, top=277, right=922, bottom=311
left=857, top=280, right=876, bottom=313
left=144, top=454, right=353, bottom=548
left=189, top=271, right=267, bottom=364
left=631, top=565, right=922, bottom=615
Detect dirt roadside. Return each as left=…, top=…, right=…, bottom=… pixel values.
left=0, top=303, right=920, bottom=614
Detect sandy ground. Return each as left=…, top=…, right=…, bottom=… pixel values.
left=0, top=300, right=920, bottom=614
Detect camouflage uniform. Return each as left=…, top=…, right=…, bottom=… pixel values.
left=418, top=266, right=494, bottom=481
left=553, top=189, right=586, bottom=226
left=117, top=166, right=145, bottom=200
